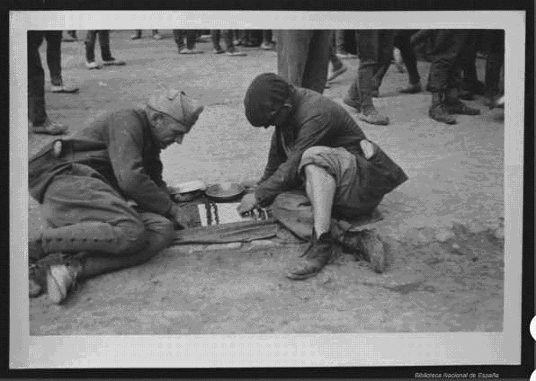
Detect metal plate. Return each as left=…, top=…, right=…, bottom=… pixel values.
left=170, top=180, right=207, bottom=195
left=205, top=182, right=245, bottom=202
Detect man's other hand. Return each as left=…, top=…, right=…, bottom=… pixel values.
left=237, top=193, right=258, bottom=215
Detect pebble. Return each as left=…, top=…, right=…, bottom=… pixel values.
left=436, top=229, right=455, bottom=243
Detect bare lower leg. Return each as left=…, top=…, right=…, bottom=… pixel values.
left=304, top=164, right=336, bottom=238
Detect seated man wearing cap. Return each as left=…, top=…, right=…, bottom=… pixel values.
left=239, top=73, right=408, bottom=280
left=28, top=87, right=204, bottom=304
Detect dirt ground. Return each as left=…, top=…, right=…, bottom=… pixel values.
left=27, top=30, right=506, bottom=334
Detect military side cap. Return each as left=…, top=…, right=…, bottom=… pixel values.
left=149, top=87, right=204, bottom=128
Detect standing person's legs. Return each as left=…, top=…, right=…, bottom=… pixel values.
left=355, top=30, right=390, bottom=125
left=327, top=34, right=347, bottom=82
left=484, top=29, right=505, bottom=104
left=175, top=30, right=202, bottom=54
left=28, top=31, right=47, bottom=126
left=427, top=30, right=459, bottom=124
left=44, top=31, right=63, bottom=87
left=185, top=30, right=197, bottom=50
left=131, top=29, right=142, bottom=39
left=211, top=30, right=224, bottom=53
left=261, top=29, right=274, bottom=49
left=370, top=30, right=396, bottom=97
left=222, top=30, right=246, bottom=56
left=395, top=30, right=422, bottom=93
left=84, top=30, right=101, bottom=69
left=428, top=30, right=478, bottom=123
left=301, top=30, right=332, bottom=94
left=98, top=30, right=112, bottom=61
left=45, top=30, right=79, bottom=93
left=277, top=30, right=329, bottom=93
left=27, top=31, right=69, bottom=134
left=173, top=29, right=184, bottom=51
left=342, top=32, right=362, bottom=110
left=277, top=30, right=310, bottom=89
left=98, top=30, right=126, bottom=65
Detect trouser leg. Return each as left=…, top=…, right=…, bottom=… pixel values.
left=262, top=29, right=272, bottom=43
left=39, top=167, right=153, bottom=256
left=278, top=30, right=330, bottom=94
left=372, top=31, right=395, bottom=91
left=44, top=31, right=63, bottom=86
left=277, top=30, right=310, bottom=89
left=75, top=212, right=174, bottom=280
left=222, top=30, right=236, bottom=52
left=395, top=30, right=421, bottom=84
left=335, top=30, right=345, bottom=53
left=328, top=33, right=343, bottom=71
left=84, top=30, right=97, bottom=62
left=301, top=30, right=331, bottom=94
left=185, top=30, right=197, bottom=50
left=173, top=30, right=184, bottom=51
left=98, top=30, right=113, bottom=61
left=356, top=30, right=381, bottom=106
left=460, top=32, right=479, bottom=87
left=211, top=30, right=221, bottom=49
left=427, top=30, right=468, bottom=93
left=485, top=30, right=504, bottom=96
left=27, top=31, right=47, bottom=125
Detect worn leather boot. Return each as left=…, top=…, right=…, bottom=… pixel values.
left=286, top=230, right=334, bottom=280
left=444, top=89, right=481, bottom=115
left=336, top=229, right=386, bottom=274
left=358, top=104, right=390, bottom=125
left=429, top=92, right=457, bottom=124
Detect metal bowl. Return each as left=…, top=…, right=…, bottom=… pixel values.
left=205, top=182, right=245, bottom=202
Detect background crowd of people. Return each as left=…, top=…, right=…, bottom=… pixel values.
left=28, top=29, right=504, bottom=135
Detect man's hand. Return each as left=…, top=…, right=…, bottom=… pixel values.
left=237, top=193, right=258, bottom=215
left=168, top=204, right=193, bottom=230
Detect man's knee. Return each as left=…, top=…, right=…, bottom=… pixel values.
left=115, top=218, right=148, bottom=255
left=299, top=146, right=342, bottom=178
left=139, top=213, right=175, bottom=252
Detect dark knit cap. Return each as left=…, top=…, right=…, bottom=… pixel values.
left=244, top=73, right=292, bottom=126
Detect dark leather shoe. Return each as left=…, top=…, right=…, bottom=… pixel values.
left=429, top=103, right=457, bottom=124
left=286, top=232, right=334, bottom=280
left=445, top=98, right=481, bottom=115
left=343, top=97, right=361, bottom=111
left=338, top=229, right=386, bottom=273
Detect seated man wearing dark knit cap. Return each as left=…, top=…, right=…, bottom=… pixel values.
left=28, top=87, right=204, bottom=304
left=239, top=73, right=408, bottom=280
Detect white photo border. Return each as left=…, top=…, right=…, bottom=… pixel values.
left=10, top=10, right=527, bottom=369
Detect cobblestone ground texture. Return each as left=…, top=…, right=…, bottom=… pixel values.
left=26, top=30, right=507, bottom=334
